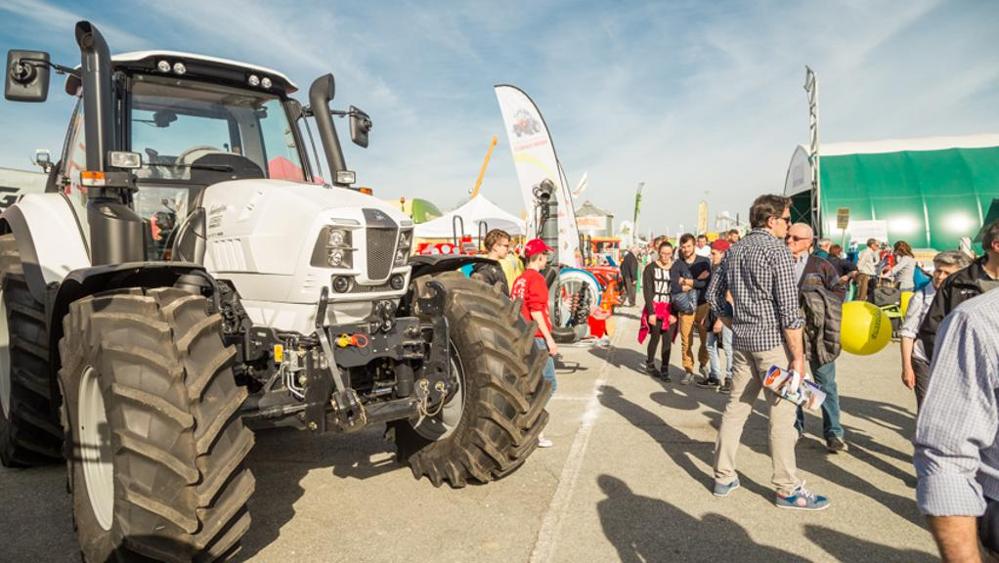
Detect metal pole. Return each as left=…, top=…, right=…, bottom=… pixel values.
left=632, top=181, right=645, bottom=237
left=804, top=66, right=821, bottom=236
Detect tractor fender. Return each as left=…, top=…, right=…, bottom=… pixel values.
left=408, top=254, right=494, bottom=280
left=0, top=193, right=90, bottom=302
left=48, top=261, right=210, bottom=370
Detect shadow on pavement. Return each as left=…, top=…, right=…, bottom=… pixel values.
left=588, top=345, right=652, bottom=375
left=597, top=474, right=808, bottom=562
left=711, top=411, right=925, bottom=527
left=837, top=394, right=916, bottom=441
left=597, top=385, right=771, bottom=502
left=238, top=426, right=401, bottom=560
left=804, top=524, right=936, bottom=562
left=639, top=375, right=923, bottom=523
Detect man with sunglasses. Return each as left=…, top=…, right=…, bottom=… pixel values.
left=706, top=195, right=830, bottom=510
left=786, top=223, right=847, bottom=453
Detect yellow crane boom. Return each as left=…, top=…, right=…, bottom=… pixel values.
left=470, top=135, right=498, bottom=198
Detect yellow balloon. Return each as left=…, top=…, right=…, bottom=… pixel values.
left=841, top=301, right=893, bottom=356
left=900, top=291, right=914, bottom=319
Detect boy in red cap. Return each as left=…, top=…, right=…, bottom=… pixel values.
left=511, top=238, right=557, bottom=448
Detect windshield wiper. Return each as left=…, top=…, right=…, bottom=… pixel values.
left=146, top=162, right=234, bottom=172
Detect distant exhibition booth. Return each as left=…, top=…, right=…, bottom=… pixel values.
left=784, top=134, right=999, bottom=251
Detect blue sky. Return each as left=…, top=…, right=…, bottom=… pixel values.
left=1, top=0, right=998, bottom=235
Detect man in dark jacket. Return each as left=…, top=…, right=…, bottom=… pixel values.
left=620, top=246, right=639, bottom=307
left=677, top=233, right=712, bottom=383
left=787, top=224, right=847, bottom=453
left=918, top=219, right=999, bottom=361
left=472, top=229, right=512, bottom=295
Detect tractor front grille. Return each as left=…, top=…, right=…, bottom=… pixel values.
left=363, top=208, right=398, bottom=281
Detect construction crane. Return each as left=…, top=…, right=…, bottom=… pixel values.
left=469, top=135, right=498, bottom=198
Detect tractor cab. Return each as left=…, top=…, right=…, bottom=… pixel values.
left=55, top=52, right=321, bottom=259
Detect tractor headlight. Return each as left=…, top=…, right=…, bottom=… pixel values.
left=310, top=224, right=355, bottom=268
left=395, top=228, right=413, bottom=266
left=329, top=229, right=347, bottom=248
left=328, top=249, right=346, bottom=267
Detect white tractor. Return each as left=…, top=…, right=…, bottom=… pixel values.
left=1, top=21, right=550, bottom=561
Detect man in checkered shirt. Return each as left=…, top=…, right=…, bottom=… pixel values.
left=706, top=194, right=830, bottom=510
left=915, top=288, right=999, bottom=560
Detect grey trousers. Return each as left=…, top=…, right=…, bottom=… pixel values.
left=713, top=346, right=801, bottom=495
left=913, top=357, right=931, bottom=411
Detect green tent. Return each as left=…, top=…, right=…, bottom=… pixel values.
left=784, top=135, right=999, bottom=250
left=976, top=198, right=999, bottom=242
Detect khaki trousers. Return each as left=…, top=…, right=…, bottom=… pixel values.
left=678, top=303, right=710, bottom=371
left=713, top=346, right=800, bottom=495
left=856, top=273, right=871, bottom=302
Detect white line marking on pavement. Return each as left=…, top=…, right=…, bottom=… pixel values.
left=529, top=317, right=632, bottom=563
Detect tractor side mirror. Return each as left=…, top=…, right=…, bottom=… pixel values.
left=349, top=106, right=372, bottom=148
left=5, top=50, right=51, bottom=102
left=32, top=149, right=52, bottom=173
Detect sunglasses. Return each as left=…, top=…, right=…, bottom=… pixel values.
left=786, top=235, right=810, bottom=242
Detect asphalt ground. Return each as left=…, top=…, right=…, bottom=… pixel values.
left=1, top=306, right=938, bottom=561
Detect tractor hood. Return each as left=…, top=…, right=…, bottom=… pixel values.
left=198, top=179, right=412, bottom=310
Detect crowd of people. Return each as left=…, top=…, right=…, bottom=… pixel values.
left=469, top=202, right=999, bottom=558
left=619, top=195, right=999, bottom=557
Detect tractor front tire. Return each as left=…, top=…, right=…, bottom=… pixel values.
left=393, top=272, right=552, bottom=488
left=0, top=233, right=62, bottom=467
left=59, top=287, right=254, bottom=562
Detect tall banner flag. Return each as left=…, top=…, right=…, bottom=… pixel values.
left=571, top=171, right=589, bottom=198
left=697, top=201, right=709, bottom=234
left=495, top=84, right=580, bottom=266
left=633, top=182, right=645, bottom=235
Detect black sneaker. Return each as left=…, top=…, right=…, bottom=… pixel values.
left=696, top=376, right=721, bottom=388
left=719, top=378, right=733, bottom=394
left=645, top=361, right=658, bottom=375
left=826, top=436, right=848, bottom=453
left=659, top=368, right=672, bottom=383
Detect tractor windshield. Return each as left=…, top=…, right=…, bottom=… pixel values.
left=129, top=75, right=309, bottom=183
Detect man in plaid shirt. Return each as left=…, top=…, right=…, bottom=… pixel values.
left=706, top=194, right=830, bottom=510
left=915, top=288, right=999, bottom=560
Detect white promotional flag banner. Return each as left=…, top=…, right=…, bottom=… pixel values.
left=495, top=84, right=581, bottom=266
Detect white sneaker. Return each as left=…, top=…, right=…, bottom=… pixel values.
left=538, top=435, right=554, bottom=448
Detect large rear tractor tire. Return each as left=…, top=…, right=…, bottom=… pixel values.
left=0, top=233, right=62, bottom=467
left=393, top=272, right=552, bottom=488
left=59, top=287, right=255, bottom=561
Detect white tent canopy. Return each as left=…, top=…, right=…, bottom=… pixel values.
left=414, top=195, right=525, bottom=239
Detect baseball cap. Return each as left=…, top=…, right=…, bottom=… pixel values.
left=524, top=238, right=554, bottom=257
left=710, top=239, right=731, bottom=252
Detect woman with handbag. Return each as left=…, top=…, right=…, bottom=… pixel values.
left=641, top=240, right=692, bottom=381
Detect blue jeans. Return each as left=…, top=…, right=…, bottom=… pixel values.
left=795, top=360, right=843, bottom=439
left=707, top=325, right=733, bottom=380
left=535, top=338, right=557, bottom=394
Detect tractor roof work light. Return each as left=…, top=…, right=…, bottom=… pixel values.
left=172, top=62, right=186, bottom=75
left=108, top=151, right=142, bottom=169
left=335, top=170, right=356, bottom=185
left=157, top=60, right=171, bottom=73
